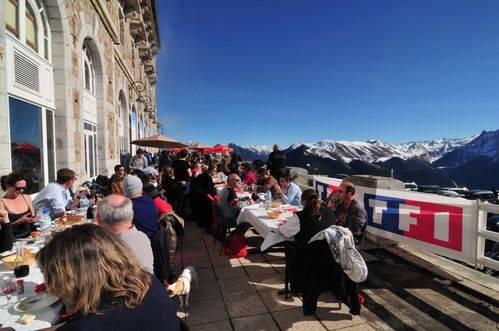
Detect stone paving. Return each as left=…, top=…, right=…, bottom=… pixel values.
left=172, top=222, right=375, bottom=331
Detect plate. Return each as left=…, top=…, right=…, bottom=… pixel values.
left=13, top=292, right=60, bottom=312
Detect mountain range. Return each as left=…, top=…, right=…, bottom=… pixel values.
left=229, top=129, right=499, bottom=189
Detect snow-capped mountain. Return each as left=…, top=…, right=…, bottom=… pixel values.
left=232, top=136, right=474, bottom=163
left=229, top=130, right=499, bottom=188
left=433, top=130, right=499, bottom=167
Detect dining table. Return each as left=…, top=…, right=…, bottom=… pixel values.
left=0, top=245, right=64, bottom=330
left=235, top=204, right=300, bottom=251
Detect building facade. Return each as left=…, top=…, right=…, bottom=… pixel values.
left=0, top=0, right=160, bottom=193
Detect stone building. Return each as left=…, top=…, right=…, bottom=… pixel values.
left=0, top=0, right=160, bottom=193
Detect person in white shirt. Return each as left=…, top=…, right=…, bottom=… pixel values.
left=96, top=194, right=154, bottom=274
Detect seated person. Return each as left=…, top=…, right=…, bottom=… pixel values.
left=143, top=162, right=159, bottom=181
left=256, top=168, right=280, bottom=196
left=123, top=175, right=159, bottom=238
left=278, top=189, right=335, bottom=244
left=334, top=181, right=367, bottom=246
left=37, top=224, right=180, bottom=330
left=110, top=164, right=126, bottom=183
left=275, top=174, right=302, bottom=207
left=33, top=168, right=81, bottom=219
left=0, top=202, right=14, bottom=253
left=96, top=194, right=154, bottom=274
left=1, top=172, right=37, bottom=238
left=143, top=183, right=173, bottom=216
left=218, top=173, right=253, bottom=234
left=240, top=163, right=256, bottom=186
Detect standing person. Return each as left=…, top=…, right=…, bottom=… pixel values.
left=36, top=224, right=180, bottom=330
left=1, top=172, right=37, bottom=238
left=267, top=144, right=286, bottom=180
left=172, top=149, right=191, bottom=218
left=96, top=194, right=154, bottom=274
left=130, top=149, right=147, bottom=171
left=334, top=181, right=367, bottom=246
left=33, top=168, right=81, bottom=219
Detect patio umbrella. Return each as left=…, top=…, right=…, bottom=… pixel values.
left=210, top=144, right=233, bottom=153
left=187, top=143, right=211, bottom=151
left=131, top=134, right=186, bottom=149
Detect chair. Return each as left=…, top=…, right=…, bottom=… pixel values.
left=214, top=204, right=236, bottom=255
left=150, top=227, right=173, bottom=284
left=282, top=239, right=359, bottom=316
left=206, top=194, right=219, bottom=238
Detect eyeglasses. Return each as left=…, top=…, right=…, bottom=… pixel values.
left=13, top=186, right=26, bottom=191
left=337, top=190, right=343, bottom=193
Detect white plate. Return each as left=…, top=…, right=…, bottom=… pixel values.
left=13, top=292, right=60, bottom=312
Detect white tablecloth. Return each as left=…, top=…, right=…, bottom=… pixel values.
left=236, top=204, right=299, bottom=251
left=0, top=254, right=62, bottom=330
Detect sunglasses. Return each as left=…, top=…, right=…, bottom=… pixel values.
left=13, top=186, right=26, bottom=191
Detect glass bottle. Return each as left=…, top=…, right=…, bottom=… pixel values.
left=13, top=241, right=30, bottom=278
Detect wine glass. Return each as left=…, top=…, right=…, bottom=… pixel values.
left=1, top=275, right=16, bottom=308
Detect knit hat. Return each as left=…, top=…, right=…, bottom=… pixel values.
left=123, top=174, right=143, bottom=197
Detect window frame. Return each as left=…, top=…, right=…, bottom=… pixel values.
left=6, top=0, right=19, bottom=37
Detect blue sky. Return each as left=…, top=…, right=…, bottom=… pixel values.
left=156, top=0, right=499, bottom=147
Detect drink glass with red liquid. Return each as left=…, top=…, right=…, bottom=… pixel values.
left=1, top=276, right=16, bottom=308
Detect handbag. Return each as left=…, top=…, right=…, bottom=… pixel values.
left=223, top=234, right=249, bottom=258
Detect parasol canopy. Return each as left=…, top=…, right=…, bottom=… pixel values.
left=131, top=134, right=186, bottom=149
left=187, top=143, right=211, bottom=151
left=209, top=144, right=233, bottom=153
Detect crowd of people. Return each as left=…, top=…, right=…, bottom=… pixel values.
left=0, top=144, right=369, bottom=327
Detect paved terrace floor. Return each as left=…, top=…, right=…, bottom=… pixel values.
left=173, top=222, right=499, bottom=331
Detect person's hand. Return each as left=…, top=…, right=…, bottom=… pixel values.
left=12, top=214, right=37, bottom=225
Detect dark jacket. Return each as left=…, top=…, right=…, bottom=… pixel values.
left=335, top=199, right=367, bottom=245
left=295, top=207, right=336, bottom=246
left=59, top=276, right=180, bottom=331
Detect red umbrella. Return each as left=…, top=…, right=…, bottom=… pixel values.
left=210, top=144, right=233, bottom=153
left=168, top=147, right=184, bottom=154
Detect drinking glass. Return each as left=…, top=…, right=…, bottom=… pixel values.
left=1, top=275, right=16, bottom=308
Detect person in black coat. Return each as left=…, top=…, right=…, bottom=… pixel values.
left=267, top=144, right=286, bottom=180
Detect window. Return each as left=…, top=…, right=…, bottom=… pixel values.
left=5, top=0, right=50, bottom=60
left=84, top=122, right=98, bottom=178
left=5, top=0, right=19, bottom=37
left=82, top=44, right=95, bottom=94
left=25, top=3, right=38, bottom=51
left=9, top=97, right=54, bottom=194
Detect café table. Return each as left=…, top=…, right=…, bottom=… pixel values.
left=235, top=204, right=299, bottom=251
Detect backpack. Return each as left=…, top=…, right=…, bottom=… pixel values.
left=223, top=235, right=249, bottom=258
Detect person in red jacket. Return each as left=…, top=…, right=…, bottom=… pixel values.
left=143, top=183, right=173, bottom=216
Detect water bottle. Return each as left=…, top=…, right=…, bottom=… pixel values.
left=79, top=195, right=90, bottom=215
left=40, top=208, right=51, bottom=230
left=264, top=190, right=272, bottom=210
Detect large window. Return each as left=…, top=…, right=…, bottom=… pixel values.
left=4, top=0, right=50, bottom=61
left=9, top=98, right=55, bottom=193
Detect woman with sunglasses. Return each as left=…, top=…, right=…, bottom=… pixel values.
left=0, top=172, right=36, bottom=238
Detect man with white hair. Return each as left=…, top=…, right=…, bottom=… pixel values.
left=96, top=194, right=154, bottom=273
